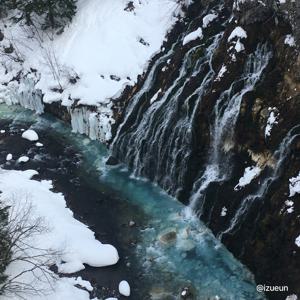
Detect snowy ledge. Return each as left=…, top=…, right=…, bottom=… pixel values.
left=0, top=0, right=180, bottom=143
left=0, top=168, right=119, bottom=299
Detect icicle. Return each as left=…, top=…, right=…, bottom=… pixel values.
left=0, top=77, right=44, bottom=114
left=69, top=106, right=114, bottom=143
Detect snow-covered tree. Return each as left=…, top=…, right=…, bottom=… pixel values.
left=0, top=0, right=77, bottom=33
left=0, top=203, right=10, bottom=295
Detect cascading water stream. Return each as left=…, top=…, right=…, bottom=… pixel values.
left=188, top=43, right=272, bottom=215
left=219, top=124, right=300, bottom=238
left=112, top=3, right=227, bottom=198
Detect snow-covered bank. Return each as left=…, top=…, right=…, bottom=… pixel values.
left=0, top=0, right=179, bottom=142
left=0, top=168, right=119, bottom=299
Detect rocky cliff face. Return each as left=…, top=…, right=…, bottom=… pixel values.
left=112, top=0, right=300, bottom=298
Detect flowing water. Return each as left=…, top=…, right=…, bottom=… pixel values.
left=220, top=124, right=300, bottom=238
left=188, top=44, right=272, bottom=215
left=111, top=4, right=228, bottom=200
left=0, top=104, right=264, bottom=299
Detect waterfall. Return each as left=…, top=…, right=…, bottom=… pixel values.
left=219, top=124, right=300, bottom=239
left=112, top=3, right=227, bottom=198
left=189, top=43, right=272, bottom=214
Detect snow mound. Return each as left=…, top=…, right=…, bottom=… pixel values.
left=22, top=129, right=39, bottom=141
left=18, top=156, right=30, bottom=163
left=0, top=169, right=119, bottom=275
left=183, top=27, right=203, bottom=45
left=228, top=26, right=247, bottom=42
left=0, top=0, right=178, bottom=107
left=119, top=280, right=131, bottom=297
left=202, top=13, right=217, bottom=28
left=6, top=153, right=12, bottom=161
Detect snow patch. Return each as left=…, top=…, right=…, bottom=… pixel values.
left=228, top=27, right=247, bottom=42
left=22, top=129, right=39, bottom=141
left=215, top=65, right=227, bottom=81
left=183, top=27, right=203, bottom=45
left=6, top=154, right=12, bottom=161
left=18, top=156, right=30, bottom=163
left=0, top=0, right=178, bottom=107
left=265, top=108, right=279, bottom=138
left=221, top=207, right=227, bottom=217
left=202, top=13, right=217, bottom=28
left=0, top=169, right=119, bottom=275
left=234, top=166, right=261, bottom=191
left=285, top=34, right=296, bottom=47
left=289, top=172, right=300, bottom=197
left=235, top=39, right=245, bottom=52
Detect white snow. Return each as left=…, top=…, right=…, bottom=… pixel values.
left=228, top=27, right=247, bottom=42
left=0, top=169, right=119, bottom=278
left=6, top=154, right=12, bottom=161
left=235, top=39, right=245, bottom=52
left=202, top=13, right=217, bottom=28
left=0, top=169, right=120, bottom=299
left=0, top=130, right=6, bottom=133
left=285, top=200, right=294, bottom=207
left=22, top=129, right=39, bottom=141
left=221, top=207, right=227, bottom=217
left=67, top=276, right=93, bottom=292
left=36, top=142, right=44, bottom=147
left=105, top=298, right=118, bottom=300
left=183, top=27, right=203, bottom=45
left=265, top=108, right=279, bottom=138
left=18, top=156, right=30, bottom=163
left=234, top=166, right=261, bottom=191
left=118, top=280, right=131, bottom=297
left=289, top=172, right=300, bottom=197
left=215, top=65, right=227, bottom=81
left=0, top=0, right=178, bottom=107
left=285, top=34, right=296, bottom=47
left=0, top=0, right=179, bottom=143
left=295, top=235, right=300, bottom=247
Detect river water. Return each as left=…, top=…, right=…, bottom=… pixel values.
left=0, top=104, right=264, bottom=300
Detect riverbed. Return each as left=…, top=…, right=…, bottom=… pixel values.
left=0, top=104, right=264, bottom=300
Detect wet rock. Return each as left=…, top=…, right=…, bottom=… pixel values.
left=106, top=156, right=119, bottom=165
left=158, top=228, right=177, bottom=244
left=247, top=149, right=275, bottom=168
left=4, top=43, right=14, bottom=54
left=124, top=1, right=135, bottom=12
